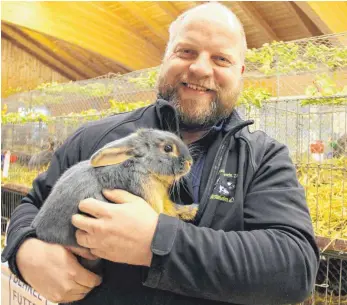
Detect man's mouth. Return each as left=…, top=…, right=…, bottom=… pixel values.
left=182, top=82, right=213, bottom=92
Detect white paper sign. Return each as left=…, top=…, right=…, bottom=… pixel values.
left=3, top=151, right=11, bottom=178
left=1, top=263, right=56, bottom=305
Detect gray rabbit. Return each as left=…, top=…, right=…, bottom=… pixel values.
left=31, top=129, right=197, bottom=266
left=333, top=133, right=347, bottom=157
left=28, top=138, right=61, bottom=170
left=16, top=151, right=32, bottom=167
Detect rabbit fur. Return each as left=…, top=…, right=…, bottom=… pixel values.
left=333, top=133, right=347, bottom=157
left=28, top=138, right=60, bottom=170
left=31, top=128, right=197, bottom=251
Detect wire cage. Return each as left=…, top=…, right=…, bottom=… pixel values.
left=1, top=185, right=27, bottom=235
left=301, top=251, right=347, bottom=305
left=238, top=96, right=347, bottom=239
left=237, top=97, right=347, bottom=305
left=2, top=70, right=158, bottom=116
left=1, top=32, right=347, bottom=304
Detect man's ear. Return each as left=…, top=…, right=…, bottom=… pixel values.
left=91, top=147, right=132, bottom=167
left=241, top=65, right=245, bottom=74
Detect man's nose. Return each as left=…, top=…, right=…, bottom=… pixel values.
left=189, top=53, right=213, bottom=78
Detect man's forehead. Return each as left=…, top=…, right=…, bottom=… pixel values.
left=173, top=18, right=241, bottom=53
left=182, top=14, right=240, bottom=32
left=176, top=16, right=240, bottom=40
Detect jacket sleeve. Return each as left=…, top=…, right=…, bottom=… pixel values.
left=1, top=127, right=86, bottom=280
left=143, top=139, right=320, bottom=304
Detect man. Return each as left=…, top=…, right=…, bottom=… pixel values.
left=2, top=3, right=319, bottom=305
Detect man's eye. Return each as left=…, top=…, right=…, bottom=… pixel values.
left=214, top=56, right=232, bottom=66
left=177, top=49, right=194, bottom=57
left=216, top=56, right=228, bottom=62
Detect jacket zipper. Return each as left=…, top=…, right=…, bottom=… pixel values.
left=194, top=120, right=253, bottom=225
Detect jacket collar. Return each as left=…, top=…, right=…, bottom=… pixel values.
left=223, top=108, right=254, bottom=132
left=154, top=98, right=254, bottom=134
left=155, top=99, right=180, bottom=134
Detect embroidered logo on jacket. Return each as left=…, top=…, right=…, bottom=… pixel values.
left=210, top=170, right=238, bottom=203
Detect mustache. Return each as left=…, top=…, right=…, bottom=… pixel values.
left=179, top=76, right=217, bottom=91
left=159, top=76, right=220, bottom=97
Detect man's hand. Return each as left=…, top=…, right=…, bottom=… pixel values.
left=16, top=238, right=102, bottom=303
left=72, top=189, right=159, bottom=267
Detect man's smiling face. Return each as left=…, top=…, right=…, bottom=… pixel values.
left=158, top=15, right=245, bottom=127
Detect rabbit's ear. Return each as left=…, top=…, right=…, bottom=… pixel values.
left=90, top=147, right=132, bottom=167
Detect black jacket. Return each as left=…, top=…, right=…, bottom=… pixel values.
left=2, top=99, right=320, bottom=305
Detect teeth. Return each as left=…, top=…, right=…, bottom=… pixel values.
left=186, top=83, right=208, bottom=91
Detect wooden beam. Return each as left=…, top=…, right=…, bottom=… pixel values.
left=193, top=2, right=206, bottom=6
left=237, top=2, right=279, bottom=42
left=290, top=2, right=323, bottom=37
left=58, top=2, right=161, bottom=68
left=1, top=1, right=161, bottom=70
left=53, top=42, right=113, bottom=77
left=157, top=2, right=181, bottom=19
left=1, top=32, right=74, bottom=81
left=12, top=24, right=98, bottom=79
left=282, top=2, right=314, bottom=37
left=90, top=2, right=164, bottom=51
left=118, top=2, right=169, bottom=42
left=294, top=2, right=332, bottom=35
left=60, top=43, right=130, bottom=76
left=1, top=23, right=83, bottom=80
left=73, top=2, right=163, bottom=59
left=306, top=1, right=347, bottom=33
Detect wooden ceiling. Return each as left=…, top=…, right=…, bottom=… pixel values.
left=1, top=21, right=130, bottom=80
left=2, top=1, right=347, bottom=81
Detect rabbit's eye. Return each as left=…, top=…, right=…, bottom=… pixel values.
left=164, top=144, right=173, bottom=153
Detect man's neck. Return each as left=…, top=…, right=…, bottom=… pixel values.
left=181, top=130, right=208, bottom=145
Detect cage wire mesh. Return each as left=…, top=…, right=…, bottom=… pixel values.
left=300, top=252, right=347, bottom=305
left=1, top=33, right=347, bottom=304
left=1, top=187, right=26, bottom=235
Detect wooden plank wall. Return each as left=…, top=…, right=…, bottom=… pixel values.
left=1, top=37, right=71, bottom=98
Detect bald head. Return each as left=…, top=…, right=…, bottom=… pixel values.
left=165, top=3, right=247, bottom=62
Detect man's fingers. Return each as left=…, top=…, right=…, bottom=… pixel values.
left=59, top=290, right=90, bottom=303
left=75, top=229, right=97, bottom=249
left=67, top=286, right=91, bottom=295
left=66, top=246, right=99, bottom=260
left=72, top=214, right=100, bottom=233
left=47, top=282, right=92, bottom=303
left=78, top=198, right=112, bottom=218
left=73, top=264, right=102, bottom=289
left=63, top=293, right=89, bottom=303
left=90, top=248, right=107, bottom=260
left=102, top=189, right=144, bottom=204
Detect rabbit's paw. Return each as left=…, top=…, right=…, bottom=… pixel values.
left=175, top=204, right=198, bottom=221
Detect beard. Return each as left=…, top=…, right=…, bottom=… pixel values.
left=157, top=73, right=243, bottom=129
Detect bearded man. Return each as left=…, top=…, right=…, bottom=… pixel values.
left=2, top=3, right=319, bottom=305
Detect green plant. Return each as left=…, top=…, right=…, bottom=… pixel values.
left=1, top=99, right=153, bottom=126
left=127, top=70, right=158, bottom=89
left=303, top=42, right=347, bottom=70
left=301, top=73, right=347, bottom=105
left=1, top=110, right=51, bottom=124
left=3, top=38, right=346, bottom=122
left=15, top=81, right=117, bottom=108
left=4, top=86, right=25, bottom=97
left=107, top=99, right=151, bottom=113
left=35, top=81, right=115, bottom=96
left=245, top=40, right=346, bottom=75
left=237, top=87, right=272, bottom=110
